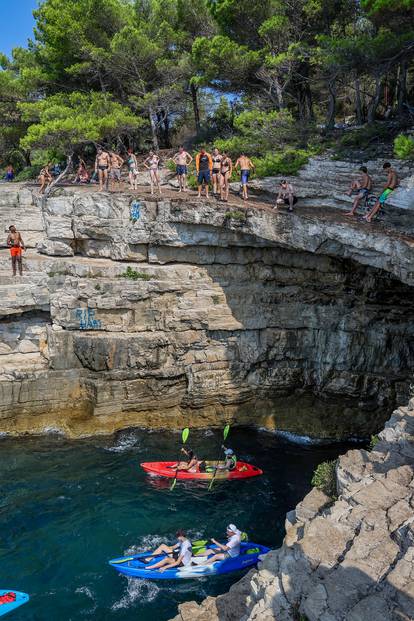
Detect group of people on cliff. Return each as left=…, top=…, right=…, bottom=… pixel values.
left=346, top=162, right=399, bottom=222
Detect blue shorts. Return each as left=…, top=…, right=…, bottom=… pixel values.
left=176, top=165, right=187, bottom=176
left=198, top=170, right=210, bottom=184
left=241, top=170, right=250, bottom=184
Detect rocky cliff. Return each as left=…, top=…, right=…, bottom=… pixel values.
left=173, top=398, right=414, bottom=621
left=0, top=157, right=414, bottom=437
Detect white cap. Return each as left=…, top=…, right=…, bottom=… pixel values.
left=227, top=524, right=238, bottom=533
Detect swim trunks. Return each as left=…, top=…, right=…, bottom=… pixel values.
left=198, top=170, right=210, bottom=184
left=176, top=165, right=187, bottom=176
left=241, top=169, right=250, bottom=184
left=98, top=165, right=109, bottom=171
left=111, top=169, right=121, bottom=180
left=282, top=196, right=298, bottom=205
left=379, top=188, right=394, bottom=204
left=10, top=246, right=22, bottom=257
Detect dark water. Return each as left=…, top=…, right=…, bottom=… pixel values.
left=0, top=428, right=357, bottom=620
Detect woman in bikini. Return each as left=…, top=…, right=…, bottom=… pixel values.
left=38, top=164, right=53, bottom=194
left=211, top=148, right=223, bottom=196
left=127, top=148, right=139, bottom=190
left=144, top=150, right=162, bottom=195
left=220, top=152, right=233, bottom=202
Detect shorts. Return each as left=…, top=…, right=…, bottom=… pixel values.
left=98, top=165, right=108, bottom=171
left=111, top=169, right=121, bottom=180
left=379, top=188, right=394, bottom=205
left=10, top=247, right=22, bottom=257
left=357, top=188, right=370, bottom=198
left=129, top=167, right=138, bottom=176
left=283, top=196, right=298, bottom=205
left=5, top=173, right=14, bottom=181
left=212, top=168, right=220, bottom=175
left=176, top=165, right=187, bottom=176
left=198, top=170, right=211, bottom=184
left=241, top=169, right=250, bottom=184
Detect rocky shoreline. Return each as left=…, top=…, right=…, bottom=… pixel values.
left=171, top=397, right=414, bottom=621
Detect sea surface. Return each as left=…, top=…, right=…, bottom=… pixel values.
left=0, top=427, right=358, bottom=620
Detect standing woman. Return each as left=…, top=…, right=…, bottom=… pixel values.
left=220, top=151, right=233, bottom=202
left=144, top=150, right=162, bottom=195
left=211, top=147, right=222, bottom=196
left=38, top=163, right=53, bottom=194
left=127, top=148, right=139, bottom=191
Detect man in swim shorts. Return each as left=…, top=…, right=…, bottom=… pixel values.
left=172, top=146, right=193, bottom=192
left=275, top=180, right=298, bottom=212
left=200, top=524, right=241, bottom=564
left=365, top=162, right=399, bottom=222
left=195, top=148, right=213, bottom=199
left=95, top=148, right=111, bottom=192
left=145, top=530, right=193, bottom=573
left=345, top=166, right=373, bottom=216
left=235, top=153, right=255, bottom=200
left=7, top=225, right=25, bottom=277
left=109, top=151, right=124, bottom=192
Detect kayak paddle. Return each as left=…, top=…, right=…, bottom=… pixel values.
left=170, top=427, right=190, bottom=491
left=208, top=424, right=230, bottom=491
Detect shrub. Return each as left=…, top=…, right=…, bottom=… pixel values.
left=254, top=149, right=310, bottom=177
left=119, top=266, right=151, bottom=281
left=14, top=165, right=42, bottom=182
left=166, top=159, right=176, bottom=173
left=369, top=434, right=379, bottom=450
left=311, top=460, right=337, bottom=498
left=224, top=210, right=247, bottom=222
left=394, top=134, right=414, bottom=160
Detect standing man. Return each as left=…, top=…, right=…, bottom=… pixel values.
left=365, top=162, right=399, bottom=223
left=109, top=151, right=124, bottom=192
left=172, top=146, right=193, bottom=192
left=195, top=147, right=213, bottom=199
left=7, top=225, right=25, bottom=277
left=95, top=148, right=111, bottom=192
left=345, top=166, right=373, bottom=216
left=235, top=153, right=255, bottom=201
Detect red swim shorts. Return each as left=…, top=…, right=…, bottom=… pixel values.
left=10, top=246, right=22, bottom=257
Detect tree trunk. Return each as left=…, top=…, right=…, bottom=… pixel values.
left=190, top=83, right=201, bottom=134
left=148, top=107, right=159, bottom=151
left=396, top=59, right=408, bottom=115
left=163, top=111, right=171, bottom=148
left=23, top=149, right=31, bottom=167
left=354, top=77, right=364, bottom=125
left=326, top=79, right=336, bottom=130
left=367, top=76, right=383, bottom=124
left=44, top=155, right=73, bottom=200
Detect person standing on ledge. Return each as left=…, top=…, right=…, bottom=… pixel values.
left=235, top=153, right=255, bottom=201
left=195, top=147, right=213, bottom=199
left=95, top=148, right=111, bottom=192
left=7, top=225, right=25, bottom=277
left=364, top=162, right=399, bottom=223
left=171, top=146, right=193, bottom=192
left=144, top=150, right=162, bottom=195
left=109, top=151, right=124, bottom=192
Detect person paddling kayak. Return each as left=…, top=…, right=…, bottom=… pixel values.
left=145, top=530, right=192, bottom=573
left=172, top=448, right=199, bottom=472
left=216, top=447, right=237, bottom=471
left=198, top=524, right=241, bottom=564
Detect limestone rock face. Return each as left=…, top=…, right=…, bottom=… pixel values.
left=171, top=399, right=414, bottom=621
left=0, top=177, right=414, bottom=437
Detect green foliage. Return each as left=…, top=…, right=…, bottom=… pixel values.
left=119, top=266, right=151, bottom=281
left=254, top=150, right=311, bottom=177
left=394, top=134, right=414, bottom=159
left=14, top=165, right=42, bottom=182
left=224, top=210, right=247, bottom=221
left=369, top=434, right=380, bottom=450
left=311, top=460, right=338, bottom=498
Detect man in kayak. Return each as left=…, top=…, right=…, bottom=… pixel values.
left=173, top=448, right=199, bottom=472
left=200, top=524, right=241, bottom=564
left=145, top=530, right=192, bottom=573
left=215, top=447, right=237, bottom=471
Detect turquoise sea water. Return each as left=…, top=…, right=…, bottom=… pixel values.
left=0, top=427, right=356, bottom=620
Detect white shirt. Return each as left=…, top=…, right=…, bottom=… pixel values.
left=226, top=533, right=241, bottom=557
left=178, top=539, right=192, bottom=566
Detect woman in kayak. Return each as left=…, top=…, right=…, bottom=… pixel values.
left=173, top=448, right=199, bottom=472
left=145, top=530, right=192, bottom=573
left=198, top=524, right=241, bottom=564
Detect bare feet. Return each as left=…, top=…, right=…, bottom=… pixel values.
left=345, top=211, right=355, bottom=216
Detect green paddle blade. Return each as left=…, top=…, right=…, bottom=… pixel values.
left=223, top=424, right=230, bottom=441
left=170, top=477, right=177, bottom=491
left=182, top=427, right=190, bottom=444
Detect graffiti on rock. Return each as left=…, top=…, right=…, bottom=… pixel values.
left=75, top=308, right=102, bottom=330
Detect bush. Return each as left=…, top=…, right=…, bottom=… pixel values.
left=369, top=434, right=379, bottom=450
left=254, top=149, right=310, bottom=177
left=394, top=134, right=414, bottom=160
left=311, top=460, right=337, bottom=498
left=14, top=165, right=42, bottom=182
left=119, top=266, right=151, bottom=281
left=224, top=210, right=247, bottom=222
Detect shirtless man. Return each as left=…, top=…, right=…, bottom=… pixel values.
left=95, top=148, right=111, bottom=192
left=38, top=164, right=52, bottom=194
left=109, top=151, right=124, bottom=192
left=276, top=180, right=298, bottom=212
left=211, top=148, right=223, bottom=195
left=235, top=153, right=255, bottom=200
left=172, top=146, right=193, bottom=192
left=345, top=166, right=373, bottom=216
left=7, top=225, right=25, bottom=277
left=365, top=162, right=399, bottom=222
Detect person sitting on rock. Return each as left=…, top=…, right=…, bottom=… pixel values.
left=199, top=524, right=241, bottom=564
left=345, top=166, right=373, bottom=216
left=364, top=162, right=399, bottom=223
left=275, top=180, right=298, bottom=212
left=145, top=530, right=192, bottom=573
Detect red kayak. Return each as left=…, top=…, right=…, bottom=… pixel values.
left=140, top=461, right=263, bottom=480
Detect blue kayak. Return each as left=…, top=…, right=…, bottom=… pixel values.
left=109, top=542, right=270, bottom=580
left=0, top=590, right=29, bottom=617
